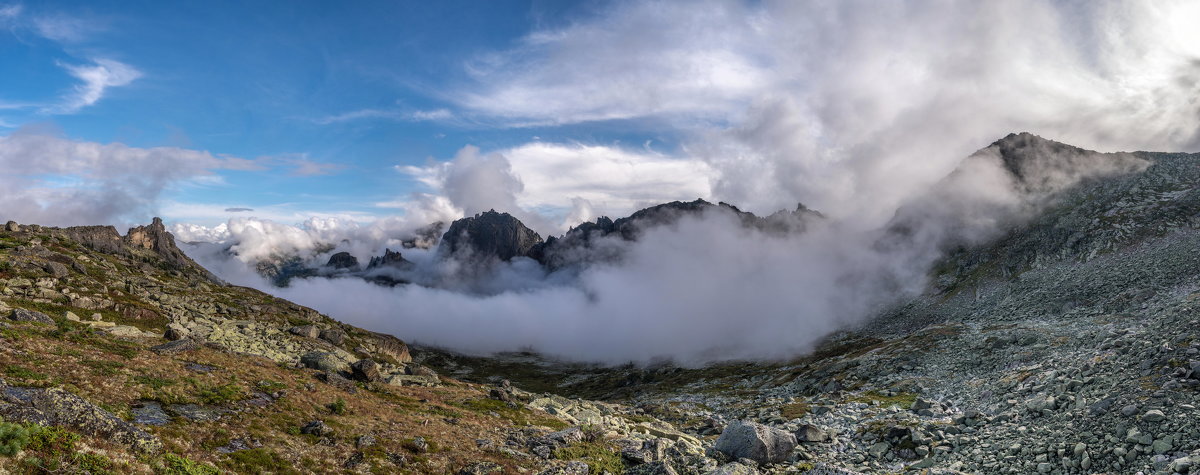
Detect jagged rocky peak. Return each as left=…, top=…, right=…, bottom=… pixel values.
left=972, top=132, right=1149, bottom=196
left=367, top=248, right=412, bottom=269
left=124, top=217, right=195, bottom=270
left=439, top=210, right=543, bottom=261
left=401, top=221, right=445, bottom=249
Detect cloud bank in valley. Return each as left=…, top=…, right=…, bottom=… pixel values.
left=6, top=1, right=1200, bottom=364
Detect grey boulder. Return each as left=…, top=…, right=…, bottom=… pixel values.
left=713, top=420, right=796, bottom=465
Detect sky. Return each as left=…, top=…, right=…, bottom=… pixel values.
left=2, top=0, right=1199, bottom=235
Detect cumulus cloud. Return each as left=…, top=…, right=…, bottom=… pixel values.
left=0, top=131, right=260, bottom=227
left=399, top=142, right=715, bottom=233
left=52, top=58, right=142, bottom=113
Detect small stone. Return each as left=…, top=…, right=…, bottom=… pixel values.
left=795, top=424, right=829, bottom=443
left=1120, top=404, right=1139, bottom=417
left=1142, top=409, right=1166, bottom=422
left=163, top=324, right=190, bottom=341
left=408, top=436, right=430, bottom=453
left=301, top=420, right=331, bottom=436
left=43, top=261, right=69, bottom=278
left=356, top=434, right=376, bottom=449
left=288, top=325, right=320, bottom=339
left=350, top=359, right=381, bottom=382
left=319, top=328, right=347, bottom=346
left=151, top=339, right=200, bottom=355
left=911, top=397, right=935, bottom=411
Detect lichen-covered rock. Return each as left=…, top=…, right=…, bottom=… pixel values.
left=0, top=382, right=161, bottom=453
left=8, top=308, right=53, bottom=324
left=374, top=333, right=413, bottom=363
left=301, top=352, right=349, bottom=373
left=151, top=338, right=201, bottom=355
left=350, top=359, right=381, bottom=382
left=289, top=325, right=320, bottom=339
left=713, top=421, right=796, bottom=465
left=319, top=328, right=347, bottom=346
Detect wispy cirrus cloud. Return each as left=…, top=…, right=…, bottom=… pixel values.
left=312, top=107, right=453, bottom=125
left=49, top=58, right=142, bottom=114
left=32, top=12, right=103, bottom=42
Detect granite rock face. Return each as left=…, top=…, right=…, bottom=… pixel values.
left=439, top=210, right=544, bottom=262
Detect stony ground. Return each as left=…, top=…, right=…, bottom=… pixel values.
left=419, top=150, right=1200, bottom=475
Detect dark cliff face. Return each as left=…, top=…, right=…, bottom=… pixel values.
left=438, top=211, right=544, bottom=262
left=536, top=199, right=823, bottom=270
left=325, top=251, right=360, bottom=270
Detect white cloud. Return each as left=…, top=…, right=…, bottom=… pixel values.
left=32, top=13, right=98, bottom=42
left=457, top=0, right=771, bottom=126
left=312, top=108, right=454, bottom=125
left=52, top=58, right=142, bottom=113
left=0, top=132, right=258, bottom=227
left=398, top=142, right=715, bottom=232
left=453, top=0, right=1200, bottom=224
left=0, top=4, right=20, bottom=23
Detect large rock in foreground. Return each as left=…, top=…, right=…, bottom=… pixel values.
left=0, top=379, right=161, bottom=453
left=439, top=210, right=543, bottom=261
left=713, top=420, right=796, bottom=465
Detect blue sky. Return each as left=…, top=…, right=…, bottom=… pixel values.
left=1, top=0, right=692, bottom=227
left=1, top=0, right=1198, bottom=235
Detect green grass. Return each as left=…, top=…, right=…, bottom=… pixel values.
left=553, top=442, right=625, bottom=475
left=223, top=448, right=300, bottom=474
left=780, top=401, right=811, bottom=419
left=3, top=365, right=48, bottom=381
left=161, top=453, right=220, bottom=475
left=196, top=382, right=244, bottom=405
left=455, top=398, right=568, bottom=430
left=847, top=391, right=918, bottom=408
left=134, top=374, right=177, bottom=390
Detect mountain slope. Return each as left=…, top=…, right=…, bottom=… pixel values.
left=0, top=221, right=705, bottom=474
left=417, top=134, right=1200, bottom=474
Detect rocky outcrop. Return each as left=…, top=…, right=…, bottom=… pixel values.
left=0, top=379, right=161, bottom=453
left=61, top=225, right=125, bottom=254
left=439, top=211, right=543, bottom=262
left=366, top=248, right=412, bottom=270
left=373, top=333, right=413, bottom=363
left=124, top=217, right=196, bottom=270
